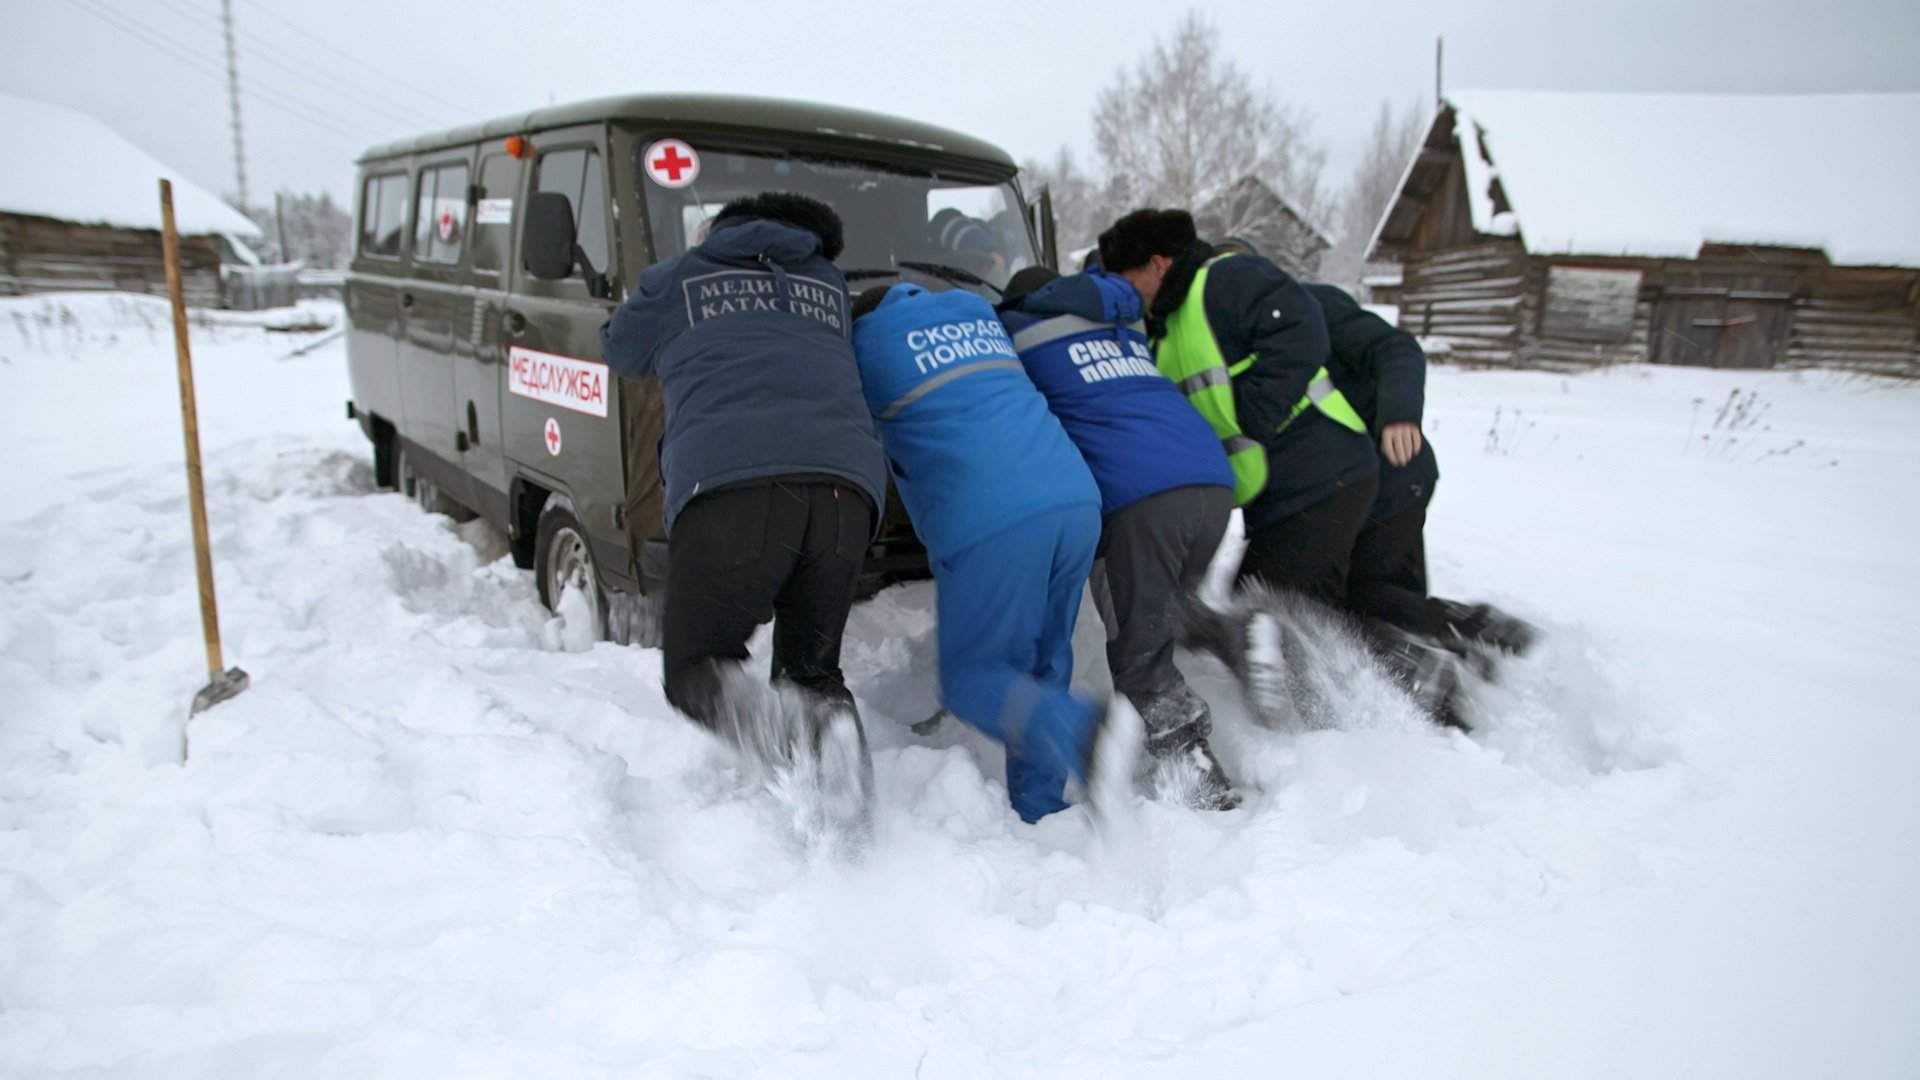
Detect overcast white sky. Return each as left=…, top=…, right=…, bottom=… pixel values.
left=4, top=0, right=1917, bottom=212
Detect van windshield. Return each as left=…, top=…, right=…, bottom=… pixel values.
left=633, top=139, right=1037, bottom=291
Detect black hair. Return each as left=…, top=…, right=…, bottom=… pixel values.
left=851, top=284, right=892, bottom=321
left=1000, top=265, right=1060, bottom=309
left=1097, top=208, right=1198, bottom=273
left=713, top=191, right=845, bottom=260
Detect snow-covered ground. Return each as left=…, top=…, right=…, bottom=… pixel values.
left=3, top=293, right=1917, bottom=1077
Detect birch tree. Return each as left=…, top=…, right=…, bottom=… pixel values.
left=1091, top=12, right=1331, bottom=232
left=1322, top=97, right=1427, bottom=287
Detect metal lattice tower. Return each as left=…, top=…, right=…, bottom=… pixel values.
left=222, top=0, right=248, bottom=209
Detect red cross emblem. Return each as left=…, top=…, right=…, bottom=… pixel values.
left=644, top=138, right=700, bottom=189
left=543, top=416, right=562, bottom=456
left=437, top=208, right=454, bottom=241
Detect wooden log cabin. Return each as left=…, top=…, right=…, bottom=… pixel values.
left=0, top=93, right=262, bottom=307
left=1366, top=91, right=1920, bottom=376
left=1195, top=175, right=1332, bottom=280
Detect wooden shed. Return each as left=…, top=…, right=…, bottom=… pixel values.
left=1197, top=175, right=1331, bottom=280
left=0, top=93, right=262, bottom=307
left=1367, top=91, right=1920, bottom=375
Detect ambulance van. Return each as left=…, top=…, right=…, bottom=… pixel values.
left=345, top=94, right=1054, bottom=643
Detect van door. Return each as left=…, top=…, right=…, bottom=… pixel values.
left=456, top=148, right=524, bottom=525
left=503, top=127, right=632, bottom=586
left=397, top=153, right=477, bottom=506
left=346, top=169, right=411, bottom=461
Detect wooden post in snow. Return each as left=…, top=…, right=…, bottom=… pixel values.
left=159, top=178, right=249, bottom=733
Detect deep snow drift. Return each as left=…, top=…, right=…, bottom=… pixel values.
left=2, top=294, right=1916, bottom=1077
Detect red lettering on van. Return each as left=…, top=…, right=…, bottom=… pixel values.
left=506, top=347, right=609, bottom=418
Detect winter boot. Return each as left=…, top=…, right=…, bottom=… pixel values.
left=1374, top=626, right=1472, bottom=732
left=704, top=667, right=876, bottom=840
left=1240, top=609, right=1288, bottom=727
left=808, top=699, right=875, bottom=840
left=1438, top=600, right=1539, bottom=657
left=1135, top=685, right=1212, bottom=759
left=1176, top=595, right=1288, bottom=728
left=1152, top=738, right=1244, bottom=811
left=1083, top=695, right=1145, bottom=822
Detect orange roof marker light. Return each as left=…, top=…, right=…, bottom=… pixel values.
left=505, top=135, right=533, bottom=159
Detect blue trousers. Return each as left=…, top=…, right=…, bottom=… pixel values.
left=934, top=503, right=1103, bottom=822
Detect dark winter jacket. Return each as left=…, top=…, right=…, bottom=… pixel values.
left=599, top=217, right=886, bottom=533
left=1307, top=283, right=1440, bottom=522
left=850, top=283, right=1099, bottom=562
left=1000, top=270, right=1233, bottom=516
left=1149, top=243, right=1378, bottom=531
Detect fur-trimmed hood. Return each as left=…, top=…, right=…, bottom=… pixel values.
left=1146, top=239, right=1218, bottom=337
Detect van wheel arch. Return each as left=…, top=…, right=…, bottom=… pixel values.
left=509, top=477, right=549, bottom=570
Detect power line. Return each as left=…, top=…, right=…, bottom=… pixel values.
left=236, top=0, right=478, bottom=117
left=69, top=0, right=371, bottom=146
left=145, top=0, right=445, bottom=133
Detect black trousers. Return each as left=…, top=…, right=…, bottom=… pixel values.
left=1090, top=485, right=1233, bottom=753
left=1236, top=474, right=1380, bottom=608
left=1094, top=484, right=1234, bottom=698
left=1345, top=499, right=1457, bottom=642
left=661, top=478, right=873, bottom=729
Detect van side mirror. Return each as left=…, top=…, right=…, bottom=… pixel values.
left=523, top=191, right=577, bottom=280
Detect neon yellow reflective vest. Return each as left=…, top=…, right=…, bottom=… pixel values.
left=1154, top=253, right=1368, bottom=506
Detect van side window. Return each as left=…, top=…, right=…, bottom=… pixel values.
left=358, top=172, right=409, bottom=258
left=411, top=162, right=470, bottom=265
left=472, top=153, right=519, bottom=275
left=535, top=148, right=611, bottom=280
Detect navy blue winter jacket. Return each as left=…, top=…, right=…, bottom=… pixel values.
left=599, top=218, right=886, bottom=533
left=1148, top=247, right=1378, bottom=531
left=1307, top=283, right=1440, bottom=522
left=850, top=283, right=1099, bottom=563
left=1000, top=271, right=1233, bottom=516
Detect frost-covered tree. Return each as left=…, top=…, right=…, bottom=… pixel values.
left=1091, top=12, right=1331, bottom=232
left=242, top=190, right=353, bottom=269
left=1322, top=97, right=1427, bottom=288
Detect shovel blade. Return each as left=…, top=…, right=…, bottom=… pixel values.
left=190, top=667, right=251, bottom=715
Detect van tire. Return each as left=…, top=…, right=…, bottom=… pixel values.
left=396, top=443, right=475, bottom=522
left=534, top=494, right=607, bottom=641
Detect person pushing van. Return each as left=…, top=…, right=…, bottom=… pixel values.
left=850, top=282, right=1142, bottom=825
left=998, top=266, right=1256, bottom=811
left=599, top=192, right=886, bottom=819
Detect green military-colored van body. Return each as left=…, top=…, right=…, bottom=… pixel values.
left=346, top=94, right=1042, bottom=640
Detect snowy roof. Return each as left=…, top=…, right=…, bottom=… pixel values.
left=0, top=93, right=261, bottom=238
left=1447, top=90, right=1920, bottom=266
left=1202, top=174, right=1332, bottom=247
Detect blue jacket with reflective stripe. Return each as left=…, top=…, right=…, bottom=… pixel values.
left=850, top=283, right=1098, bottom=562
left=1000, top=271, right=1234, bottom=516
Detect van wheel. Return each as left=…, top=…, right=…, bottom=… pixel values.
left=534, top=494, right=607, bottom=641
left=396, top=444, right=474, bottom=522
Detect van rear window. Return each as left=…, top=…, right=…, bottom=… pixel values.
left=472, top=154, right=520, bottom=275
left=412, top=162, right=470, bottom=265
left=359, top=172, right=410, bottom=259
